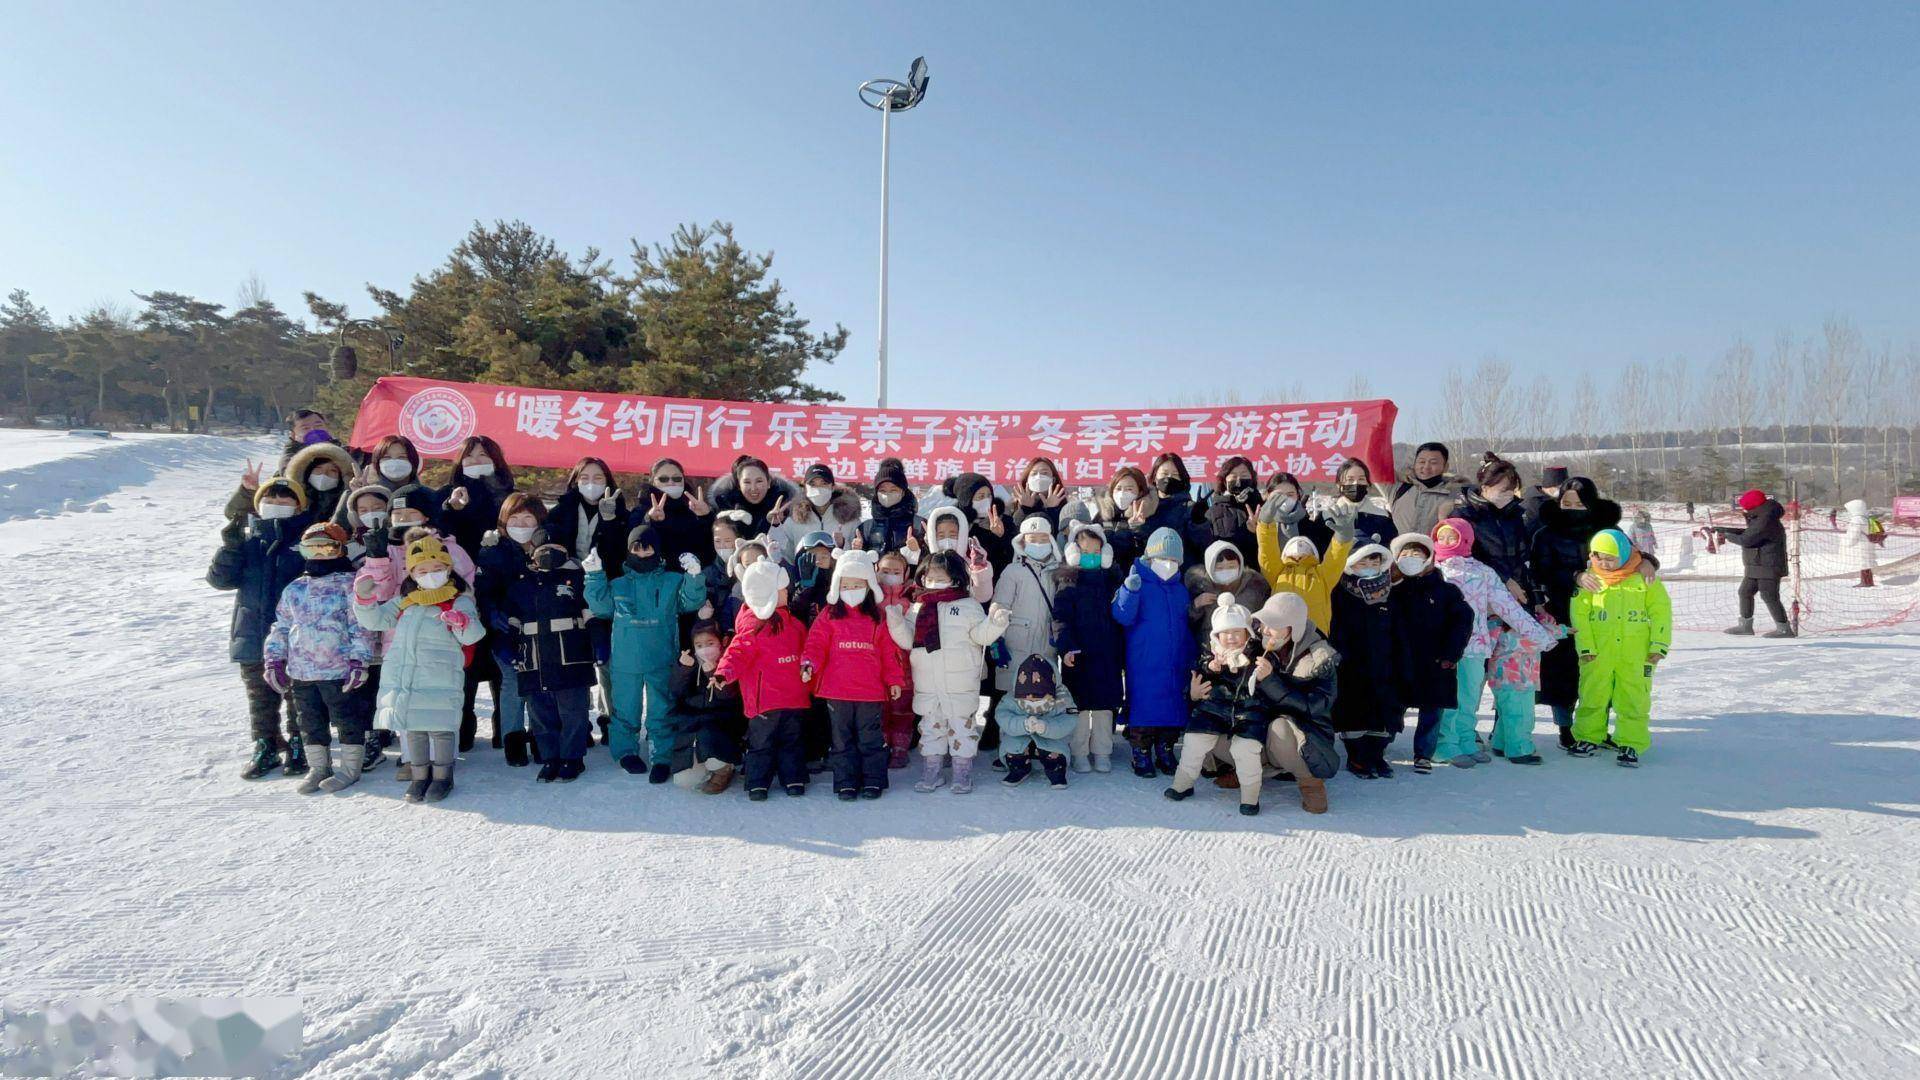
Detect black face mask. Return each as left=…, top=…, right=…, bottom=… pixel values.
left=626, top=553, right=662, bottom=573
left=1156, top=476, right=1184, bottom=497
left=534, top=548, right=569, bottom=572
left=1341, top=483, right=1369, bottom=502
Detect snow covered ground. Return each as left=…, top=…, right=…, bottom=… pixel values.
left=3, top=429, right=1918, bottom=1078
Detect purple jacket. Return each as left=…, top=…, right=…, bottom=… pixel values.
left=265, top=571, right=376, bottom=680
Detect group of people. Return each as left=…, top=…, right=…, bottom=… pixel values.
left=209, top=407, right=1718, bottom=816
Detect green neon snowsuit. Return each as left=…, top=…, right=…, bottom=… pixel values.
left=585, top=563, right=706, bottom=762
left=1570, top=572, right=1671, bottom=753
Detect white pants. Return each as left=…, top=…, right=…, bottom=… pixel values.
left=1069, top=709, right=1115, bottom=758
left=1174, top=733, right=1264, bottom=806
left=918, top=697, right=984, bottom=759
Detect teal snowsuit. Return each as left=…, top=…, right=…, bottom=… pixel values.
left=585, top=565, right=706, bottom=762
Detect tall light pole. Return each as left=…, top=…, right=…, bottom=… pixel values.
left=858, top=56, right=928, bottom=408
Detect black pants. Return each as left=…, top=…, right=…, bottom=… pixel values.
left=1127, top=727, right=1180, bottom=753
left=526, top=686, right=592, bottom=762
left=460, top=664, right=502, bottom=747
left=745, top=708, right=808, bottom=793
left=1738, top=575, right=1788, bottom=622
left=289, top=679, right=372, bottom=748
left=826, top=699, right=888, bottom=793
left=804, top=700, right=832, bottom=763
left=980, top=686, right=1006, bottom=752
left=239, top=662, right=294, bottom=746
left=697, top=713, right=747, bottom=767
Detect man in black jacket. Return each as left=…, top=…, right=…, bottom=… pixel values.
left=1713, top=489, right=1796, bottom=638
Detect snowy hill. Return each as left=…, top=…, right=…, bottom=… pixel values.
left=2, top=430, right=1917, bottom=1077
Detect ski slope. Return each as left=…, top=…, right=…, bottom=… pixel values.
left=2, top=429, right=1917, bottom=1078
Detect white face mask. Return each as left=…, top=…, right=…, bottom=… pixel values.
left=1210, top=567, right=1238, bottom=585
left=390, top=517, right=424, bottom=533
left=506, top=525, right=537, bottom=545
left=414, top=570, right=450, bottom=590
left=1356, top=563, right=1388, bottom=580
left=258, top=502, right=297, bottom=520
left=935, top=537, right=959, bottom=552
left=1484, top=487, right=1515, bottom=508
left=1027, top=473, right=1055, bottom=495
left=578, top=481, right=606, bottom=501
left=695, top=645, right=722, bottom=667
left=463, top=461, right=495, bottom=479
left=1024, top=541, right=1052, bottom=560
left=878, top=571, right=904, bottom=587
left=1151, top=558, right=1179, bottom=581
left=807, top=485, right=833, bottom=507
left=1396, top=555, right=1428, bottom=577
left=972, top=496, right=992, bottom=516
left=1113, top=489, right=1137, bottom=510
left=840, top=587, right=869, bottom=606
left=714, top=540, right=736, bottom=556
left=308, top=473, right=339, bottom=492
left=657, top=481, right=685, bottom=499
left=923, top=577, right=952, bottom=590
left=361, top=510, right=388, bottom=529
left=877, top=490, right=902, bottom=508
left=379, top=458, right=412, bottom=480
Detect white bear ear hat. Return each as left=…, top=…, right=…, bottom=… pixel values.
left=826, top=548, right=880, bottom=604
left=740, top=559, right=791, bottom=619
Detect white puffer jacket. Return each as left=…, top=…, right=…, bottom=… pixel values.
left=887, top=596, right=1009, bottom=710
left=1838, top=499, right=1877, bottom=571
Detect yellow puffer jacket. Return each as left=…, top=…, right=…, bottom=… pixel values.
left=1255, top=522, right=1350, bottom=634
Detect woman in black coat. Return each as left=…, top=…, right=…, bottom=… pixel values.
left=858, top=458, right=921, bottom=554
left=1528, top=477, right=1619, bottom=742
left=439, top=435, right=516, bottom=557
left=706, top=455, right=799, bottom=542
left=1451, top=454, right=1539, bottom=607
left=1144, top=453, right=1207, bottom=567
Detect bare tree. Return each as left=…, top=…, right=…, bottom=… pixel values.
left=1568, top=373, right=1599, bottom=460
left=1804, top=316, right=1860, bottom=496
left=1523, top=375, right=1558, bottom=448
left=1439, top=368, right=1469, bottom=449
left=1466, top=357, right=1522, bottom=456
left=1763, top=332, right=1796, bottom=469
left=1716, top=338, right=1759, bottom=481
left=1659, top=357, right=1691, bottom=475
left=1614, top=361, right=1651, bottom=485
left=1343, top=373, right=1374, bottom=400
left=237, top=272, right=271, bottom=311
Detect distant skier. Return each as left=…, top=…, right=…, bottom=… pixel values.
left=1713, top=490, right=1795, bottom=638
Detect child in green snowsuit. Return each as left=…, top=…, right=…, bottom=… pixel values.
left=584, top=524, right=707, bottom=780
left=1571, top=528, right=1671, bottom=767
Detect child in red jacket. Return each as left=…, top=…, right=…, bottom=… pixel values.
left=714, top=560, right=813, bottom=800
left=803, top=551, right=906, bottom=800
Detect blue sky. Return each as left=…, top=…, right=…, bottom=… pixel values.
left=2, top=2, right=1915, bottom=420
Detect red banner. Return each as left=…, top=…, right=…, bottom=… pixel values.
left=349, top=376, right=1398, bottom=487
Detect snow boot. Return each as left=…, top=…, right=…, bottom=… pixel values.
left=701, top=764, right=736, bottom=795
left=1567, top=741, right=1598, bottom=758
left=861, top=786, right=883, bottom=800
left=537, top=761, right=560, bottom=783
left=888, top=746, right=910, bottom=770
left=1130, top=746, right=1156, bottom=778
left=504, top=732, right=530, bottom=768
left=1298, top=778, right=1329, bottom=814
left=837, top=789, right=858, bottom=802
left=491, top=726, right=503, bottom=749
left=597, top=716, right=611, bottom=745
left=950, top=757, right=976, bottom=794
left=359, top=738, right=383, bottom=775
left=1091, top=753, right=1112, bottom=773
left=562, top=758, right=585, bottom=781
left=1239, top=803, right=1260, bottom=817
left=394, top=762, right=415, bottom=781
left=748, top=787, right=769, bottom=801
left=1153, top=741, right=1178, bottom=777
left=1472, top=735, right=1492, bottom=763
left=320, top=743, right=368, bottom=793
left=648, top=762, right=673, bottom=784
left=1070, top=754, right=1092, bottom=774
left=785, top=783, right=807, bottom=797
left=619, top=754, right=647, bottom=775
left=1507, top=753, right=1543, bottom=765
left=297, top=745, right=335, bottom=794
left=1723, top=617, right=1755, bottom=636
left=1001, top=753, right=1034, bottom=786
left=1450, top=755, right=1477, bottom=769
left=1041, top=753, right=1069, bottom=789
left=423, top=762, right=455, bottom=803
left=1162, top=785, right=1194, bottom=801
left=241, top=738, right=282, bottom=781
left=1616, top=747, right=1640, bottom=768
left=283, top=734, right=309, bottom=777
left=403, top=770, right=431, bottom=803
left=1413, top=756, right=1433, bottom=775
left=913, top=755, right=947, bottom=793
left=1764, top=623, right=1797, bottom=639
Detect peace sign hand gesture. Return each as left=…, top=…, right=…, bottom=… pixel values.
left=239, top=459, right=263, bottom=491
left=647, top=493, right=667, bottom=522
left=986, top=503, right=1006, bottom=537
left=687, top=485, right=711, bottom=516
left=767, top=496, right=790, bottom=527
left=1126, top=498, right=1148, bottom=528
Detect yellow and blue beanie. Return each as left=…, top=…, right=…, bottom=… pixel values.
left=1589, top=528, right=1634, bottom=563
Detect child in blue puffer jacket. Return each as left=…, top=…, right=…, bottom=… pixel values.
left=1112, top=527, right=1196, bottom=778
left=264, top=522, right=376, bottom=794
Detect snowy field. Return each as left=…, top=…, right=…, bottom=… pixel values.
left=3, top=430, right=1918, bottom=1079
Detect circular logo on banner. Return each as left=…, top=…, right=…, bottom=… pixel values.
left=396, top=387, right=477, bottom=455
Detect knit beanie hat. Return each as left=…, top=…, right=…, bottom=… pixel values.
left=740, top=559, right=790, bottom=620
left=1590, top=528, right=1634, bottom=563
left=254, top=476, right=309, bottom=513
left=1210, top=592, right=1252, bottom=636
left=827, top=549, right=880, bottom=603
left=1542, top=466, right=1569, bottom=488
left=1014, top=654, right=1056, bottom=699
left=405, top=534, right=451, bottom=574
left=1736, top=489, right=1766, bottom=512
left=387, top=484, right=433, bottom=519
left=1144, top=526, right=1184, bottom=563
left=1431, top=517, right=1476, bottom=560
left=871, top=459, right=909, bottom=494
left=626, top=524, right=663, bottom=552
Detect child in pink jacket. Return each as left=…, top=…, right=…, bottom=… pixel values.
left=1430, top=517, right=1556, bottom=768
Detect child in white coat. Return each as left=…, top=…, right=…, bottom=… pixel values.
left=886, top=551, right=1011, bottom=794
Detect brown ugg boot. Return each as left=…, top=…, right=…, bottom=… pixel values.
left=1298, top=778, right=1328, bottom=814
left=1213, top=772, right=1241, bottom=790
left=701, top=764, right=736, bottom=795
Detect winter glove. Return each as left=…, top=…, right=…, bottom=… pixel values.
left=263, top=659, right=290, bottom=695
left=581, top=549, right=603, bottom=573
left=1326, top=500, right=1358, bottom=540
left=438, top=608, right=471, bottom=634
left=1124, top=571, right=1143, bottom=592
left=481, top=530, right=501, bottom=548
left=352, top=574, right=378, bottom=600
left=678, top=552, right=701, bottom=575
left=1024, top=716, right=1047, bottom=735
left=987, top=603, right=1013, bottom=625
left=342, top=661, right=368, bottom=693
left=364, top=525, right=390, bottom=555
left=1257, top=489, right=1293, bottom=526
